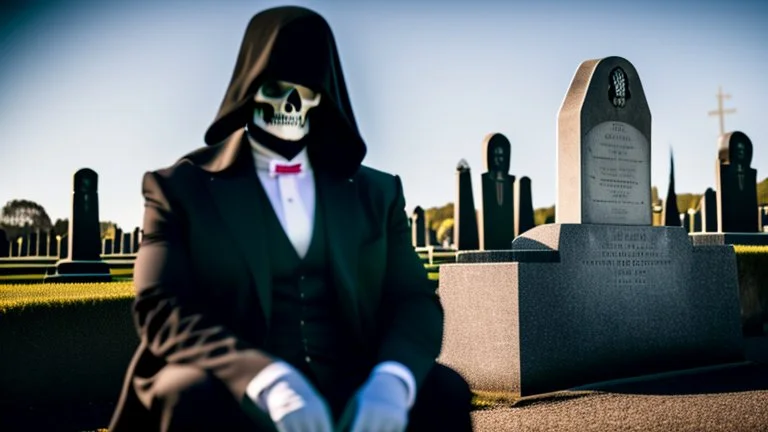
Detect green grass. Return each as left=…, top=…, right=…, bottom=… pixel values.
left=0, top=281, right=134, bottom=313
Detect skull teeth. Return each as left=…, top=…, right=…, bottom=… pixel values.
left=268, top=113, right=302, bottom=126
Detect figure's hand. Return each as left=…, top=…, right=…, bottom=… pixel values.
left=247, top=361, right=333, bottom=432
left=342, top=371, right=410, bottom=432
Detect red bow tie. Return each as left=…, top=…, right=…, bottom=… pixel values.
left=269, top=161, right=303, bottom=177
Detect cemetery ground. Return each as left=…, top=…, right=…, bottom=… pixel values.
left=1, top=246, right=768, bottom=431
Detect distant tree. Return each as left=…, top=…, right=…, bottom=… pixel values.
left=424, top=203, right=454, bottom=232
left=52, top=218, right=69, bottom=237
left=534, top=205, right=556, bottom=226
left=759, top=177, right=768, bottom=205
left=676, top=193, right=703, bottom=212
left=436, top=218, right=454, bottom=244
left=0, top=199, right=52, bottom=239
left=100, top=221, right=119, bottom=240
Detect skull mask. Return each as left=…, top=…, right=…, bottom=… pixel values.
left=252, top=80, right=321, bottom=141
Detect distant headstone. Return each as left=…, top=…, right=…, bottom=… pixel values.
left=48, top=231, right=59, bottom=257
left=438, top=56, right=743, bottom=397
left=701, top=188, right=718, bottom=232
left=132, top=227, right=141, bottom=253
left=556, top=58, right=651, bottom=225
left=121, top=232, right=132, bottom=254
left=455, top=159, right=479, bottom=250
left=514, top=176, right=535, bottom=237
left=480, top=133, right=515, bottom=250
left=411, top=207, right=427, bottom=248
left=761, top=206, right=768, bottom=233
left=681, top=212, right=690, bottom=232
left=716, top=131, right=759, bottom=232
left=0, top=229, right=8, bottom=258
left=428, top=229, right=438, bottom=246
left=45, top=168, right=111, bottom=283
left=692, top=209, right=702, bottom=233
left=103, top=239, right=113, bottom=256
left=27, top=231, right=39, bottom=256
left=19, top=234, right=29, bottom=257
left=662, top=155, right=680, bottom=226
left=59, top=234, right=68, bottom=259
left=37, top=231, right=49, bottom=257
left=113, top=228, right=123, bottom=255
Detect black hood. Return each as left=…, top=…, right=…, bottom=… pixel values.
left=204, top=6, right=366, bottom=177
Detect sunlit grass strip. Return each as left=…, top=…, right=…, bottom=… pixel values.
left=734, top=245, right=768, bottom=255
left=0, top=282, right=134, bottom=313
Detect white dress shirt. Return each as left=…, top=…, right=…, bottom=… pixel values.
left=245, top=132, right=417, bottom=408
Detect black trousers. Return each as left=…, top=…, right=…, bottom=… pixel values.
left=147, top=362, right=473, bottom=431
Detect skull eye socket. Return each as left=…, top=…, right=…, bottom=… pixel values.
left=259, top=80, right=318, bottom=100
left=260, top=80, right=287, bottom=98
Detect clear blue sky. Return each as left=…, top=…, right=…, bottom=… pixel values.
left=1, top=0, right=767, bottom=231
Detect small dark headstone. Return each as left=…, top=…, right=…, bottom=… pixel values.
left=681, top=212, right=690, bottom=232
left=662, top=154, right=680, bottom=226
left=122, top=232, right=132, bottom=254
left=37, top=230, right=49, bottom=257
left=11, top=236, right=20, bottom=257
left=0, top=229, right=8, bottom=258
left=132, top=227, right=141, bottom=253
left=45, top=168, right=111, bottom=283
left=480, top=133, right=515, bottom=250
left=692, top=209, right=702, bottom=233
left=48, top=231, right=59, bottom=257
left=103, top=239, right=113, bottom=256
left=701, top=188, right=718, bottom=232
left=19, top=235, right=29, bottom=257
left=428, top=229, right=438, bottom=246
left=716, top=131, right=759, bottom=232
left=514, top=176, right=535, bottom=237
left=761, top=206, right=768, bottom=232
left=113, top=228, right=123, bottom=255
left=28, top=230, right=39, bottom=256
left=455, top=159, right=479, bottom=250
left=59, top=234, right=68, bottom=259
left=411, top=206, right=427, bottom=248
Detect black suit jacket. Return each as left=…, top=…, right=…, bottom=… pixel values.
left=109, top=131, right=444, bottom=430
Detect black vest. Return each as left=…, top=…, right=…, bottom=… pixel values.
left=253, top=177, right=362, bottom=396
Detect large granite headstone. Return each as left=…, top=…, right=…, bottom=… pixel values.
left=480, top=133, right=515, bottom=250
left=716, top=131, right=759, bottom=233
left=556, top=58, right=651, bottom=225
left=514, top=176, right=535, bottom=237
left=438, top=56, right=744, bottom=397
left=45, top=169, right=112, bottom=283
left=411, top=206, right=427, bottom=248
left=454, top=159, right=479, bottom=250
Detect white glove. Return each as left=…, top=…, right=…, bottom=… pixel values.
left=246, top=361, right=333, bottom=432
left=348, top=371, right=410, bottom=432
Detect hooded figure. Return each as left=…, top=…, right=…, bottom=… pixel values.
left=109, top=6, right=472, bottom=432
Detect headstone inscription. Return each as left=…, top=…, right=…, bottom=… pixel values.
left=716, top=131, right=759, bottom=233
left=480, top=133, right=515, bottom=250
left=514, top=176, right=535, bottom=237
left=45, top=168, right=112, bottom=283
left=454, top=159, right=479, bottom=250
left=411, top=206, right=427, bottom=248
left=437, top=56, right=743, bottom=397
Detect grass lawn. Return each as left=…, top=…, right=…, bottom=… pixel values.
left=0, top=281, right=134, bottom=313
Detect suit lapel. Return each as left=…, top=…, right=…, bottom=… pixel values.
left=207, top=170, right=273, bottom=325
left=316, top=171, right=363, bottom=342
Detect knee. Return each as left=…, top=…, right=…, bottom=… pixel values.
left=151, top=365, right=216, bottom=407
left=421, top=363, right=472, bottom=406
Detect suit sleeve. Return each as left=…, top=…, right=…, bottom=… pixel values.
left=132, top=171, right=274, bottom=401
left=375, top=174, right=444, bottom=391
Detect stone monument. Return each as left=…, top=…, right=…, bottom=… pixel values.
left=454, top=159, right=479, bottom=250
left=437, top=56, right=744, bottom=397
left=411, top=206, right=427, bottom=248
left=45, top=169, right=112, bottom=283
left=717, top=131, right=759, bottom=233
left=701, top=188, right=717, bottom=232
left=514, top=176, right=535, bottom=237
left=480, top=133, right=515, bottom=250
